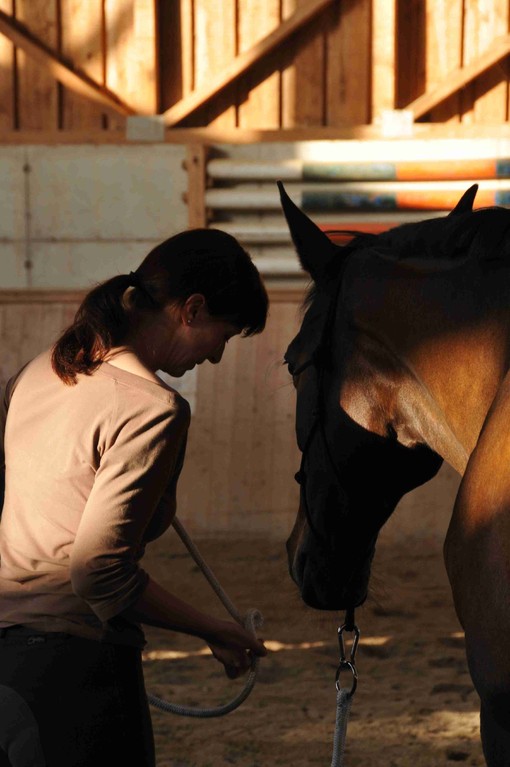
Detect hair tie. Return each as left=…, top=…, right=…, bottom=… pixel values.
left=127, top=271, right=156, bottom=304
left=127, top=271, right=142, bottom=288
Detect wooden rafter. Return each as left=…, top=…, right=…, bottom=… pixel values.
left=161, top=0, right=334, bottom=127
left=0, top=9, right=138, bottom=117
left=406, top=34, right=510, bottom=120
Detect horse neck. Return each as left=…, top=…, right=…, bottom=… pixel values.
left=343, top=254, right=510, bottom=475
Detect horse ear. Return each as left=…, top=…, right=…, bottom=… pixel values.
left=277, top=181, right=338, bottom=282
left=449, top=184, right=478, bottom=216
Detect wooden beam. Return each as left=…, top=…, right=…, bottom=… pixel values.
left=371, top=0, right=397, bottom=119
left=406, top=33, right=510, bottom=119
left=4, top=123, right=510, bottom=145
left=161, top=0, right=334, bottom=127
left=0, top=9, right=137, bottom=117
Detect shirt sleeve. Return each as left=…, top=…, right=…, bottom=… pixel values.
left=70, top=387, right=190, bottom=622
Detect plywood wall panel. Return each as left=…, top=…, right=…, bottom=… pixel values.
left=0, top=298, right=77, bottom=389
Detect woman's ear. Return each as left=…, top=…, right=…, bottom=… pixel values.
left=182, top=293, right=207, bottom=325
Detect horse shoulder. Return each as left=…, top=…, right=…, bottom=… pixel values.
left=445, top=370, right=510, bottom=696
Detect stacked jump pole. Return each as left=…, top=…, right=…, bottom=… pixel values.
left=186, top=139, right=510, bottom=280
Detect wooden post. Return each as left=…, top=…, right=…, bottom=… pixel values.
left=186, top=144, right=208, bottom=229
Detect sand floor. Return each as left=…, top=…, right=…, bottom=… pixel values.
left=141, top=532, right=484, bottom=767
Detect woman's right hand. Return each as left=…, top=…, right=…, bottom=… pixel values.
left=207, top=620, right=267, bottom=679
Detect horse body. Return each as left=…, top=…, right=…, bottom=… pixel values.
left=280, top=182, right=510, bottom=765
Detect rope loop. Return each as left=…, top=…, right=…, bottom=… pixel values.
left=146, top=517, right=263, bottom=718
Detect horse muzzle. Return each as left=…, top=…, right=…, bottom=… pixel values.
left=286, top=540, right=371, bottom=611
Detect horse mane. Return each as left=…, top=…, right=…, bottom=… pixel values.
left=303, top=206, right=510, bottom=309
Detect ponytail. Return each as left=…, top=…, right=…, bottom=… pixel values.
left=51, top=274, right=152, bottom=385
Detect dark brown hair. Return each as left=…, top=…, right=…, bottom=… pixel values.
left=52, top=229, right=268, bottom=385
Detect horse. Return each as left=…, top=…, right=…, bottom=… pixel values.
left=278, top=180, right=510, bottom=766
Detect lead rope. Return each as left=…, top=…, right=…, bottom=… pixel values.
left=146, top=516, right=263, bottom=718
left=331, top=610, right=360, bottom=767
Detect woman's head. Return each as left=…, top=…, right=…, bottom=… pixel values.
left=133, top=229, right=267, bottom=332
left=52, top=229, right=269, bottom=385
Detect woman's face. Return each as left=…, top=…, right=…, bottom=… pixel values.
left=157, top=296, right=241, bottom=378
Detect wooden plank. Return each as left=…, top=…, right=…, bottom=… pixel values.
left=237, top=0, right=281, bottom=129
left=0, top=0, right=14, bottom=130
left=0, top=6, right=136, bottom=122
left=162, top=0, right=334, bottom=127
left=326, top=0, right=371, bottom=124
left=104, top=0, right=156, bottom=130
left=0, top=299, right=78, bottom=388
left=461, top=0, right=509, bottom=124
left=396, top=0, right=426, bottom=109
left=427, top=0, right=462, bottom=123
left=0, top=290, right=84, bottom=303
left=132, top=0, right=157, bottom=112
left=158, top=0, right=193, bottom=111
left=60, top=0, right=105, bottom=130
left=230, top=325, right=257, bottom=524
left=192, top=0, right=236, bottom=129
left=186, top=144, right=208, bottom=228
left=371, top=0, right=397, bottom=120
left=13, top=1, right=59, bottom=129
left=281, top=0, right=327, bottom=127
left=406, top=33, right=510, bottom=120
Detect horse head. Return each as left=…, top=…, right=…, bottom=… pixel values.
left=277, top=182, right=499, bottom=610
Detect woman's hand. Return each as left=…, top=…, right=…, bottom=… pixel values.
left=207, top=620, right=267, bottom=679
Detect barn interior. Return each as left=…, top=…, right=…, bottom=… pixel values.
left=0, top=1, right=507, bottom=764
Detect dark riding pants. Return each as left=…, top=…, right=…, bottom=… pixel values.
left=0, top=626, right=155, bottom=767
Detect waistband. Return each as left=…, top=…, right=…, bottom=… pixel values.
left=0, top=625, right=73, bottom=643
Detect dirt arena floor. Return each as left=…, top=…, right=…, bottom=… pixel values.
left=141, top=531, right=485, bottom=767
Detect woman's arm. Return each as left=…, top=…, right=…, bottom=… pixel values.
left=120, top=576, right=267, bottom=677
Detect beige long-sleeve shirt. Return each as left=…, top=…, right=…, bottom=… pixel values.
left=0, top=350, right=190, bottom=648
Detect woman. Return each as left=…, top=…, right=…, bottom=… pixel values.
left=0, top=229, right=268, bottom=767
